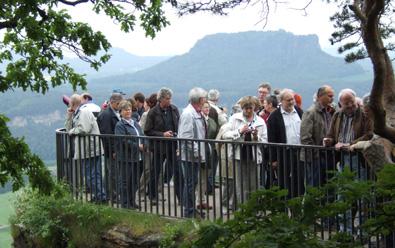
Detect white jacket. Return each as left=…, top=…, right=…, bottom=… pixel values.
left=177, top=104, right=206, bottom=162
left=65, top=104, right=103, bottom=159
left=222, top=112, right=267, bottom=163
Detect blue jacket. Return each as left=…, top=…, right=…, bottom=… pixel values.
left=114, top=118, right=144, bottom=162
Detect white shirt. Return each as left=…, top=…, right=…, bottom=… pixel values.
left=281, top=106, right=301, bottom=145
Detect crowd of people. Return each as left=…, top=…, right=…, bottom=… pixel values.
left=63, top=82, right=373, bottom=220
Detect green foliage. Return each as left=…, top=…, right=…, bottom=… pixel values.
left=328, top=1, right=395, bottom=62
left=10, top=183, right=196, bottom=247
left=189, top=165, right=395, bottom=247
left=10, top=184, right=71, bottom=247
left=160, top=222, right=186, bottom=247
left=363, top=164, right=395, bottom=236
left=0, top=0, right=171, bottom=94
left=0, top=114, right=54, bottom=194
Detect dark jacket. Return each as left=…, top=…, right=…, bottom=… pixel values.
left=97, top=106, right=120, bottom=155
left=267, top=106, right=303, bottom=162
left=267, top=106, right=303, bottom=144
left=144, top=104, right=180, bottom=136
left=97, top=106, right=120, bottom=135
left=114, top=119, right=144, bottom=162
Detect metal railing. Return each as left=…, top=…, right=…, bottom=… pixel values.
left=55, top=128, right=393, bottom=247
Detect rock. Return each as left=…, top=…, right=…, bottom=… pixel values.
left=101, top=225, right=163, bottom=248
left=351, top=135, right=395, bottom=173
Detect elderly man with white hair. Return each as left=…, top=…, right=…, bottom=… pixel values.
left=324, top=88, right=373, bottom=150
left=206, top=89, right=228, bottom=195
left=324, top=88, right=373, bottom=233
left=207, top=89, right=228, bottom=126
left=177, top=87, right=208, bottom=218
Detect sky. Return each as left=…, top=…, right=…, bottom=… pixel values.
left=66, top=0, right=340, bottom=57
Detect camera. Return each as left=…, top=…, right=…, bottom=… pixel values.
left=248, top=123, right=255, bottom=131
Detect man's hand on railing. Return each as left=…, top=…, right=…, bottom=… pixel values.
left=163, top=131, right=174, bottom=137
left=139, top=144, right=144, bottom=152
left=335, top=142, right=350, bottom=151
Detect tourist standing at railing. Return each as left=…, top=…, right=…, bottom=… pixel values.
left=261, top=95, right=278, bottom=124
left=300, top=85, right=336, bottom=187
left=259, top=95, right=278, bottom=188
left=223, top=96, right=268, bottom=205
left=267, top=89, right=304, bottom=198
left=97, top=92, right=124, bottom=201
left=256, top=82, right=272, bottom=120
left=132, top=92, right=145, bottom=122
left=178, top=87, right=208, bottom=218
left=206, top=89, right=228, bottom=195
left=114, top=100, right=144, bottom=209
left=256, top=83, right=271, bottom=191
left=144, top=87, right=181, bottom=205
left=80, top=92, right=101, bottom=117
left=138, top=93, right=157, bottom=197
left=65, top=94, right=106, bottom=202
left=139, top=93, right=157, bottom=131
left=324, top=89, right=373, bottom=151
left=323, top=88, right=373, bottom=233
left=208, top=89, right=228, bottom=126
left=195, top=101, right=220, bottom=210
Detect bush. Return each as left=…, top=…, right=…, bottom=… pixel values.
left=10, top=183, right=197, bottom=247
left=189, top=165, right=395, bottom=247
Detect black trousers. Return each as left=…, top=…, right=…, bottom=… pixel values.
left=118, top=160, right=143, bottom=208
left=148, top=140, right=183, bottom=201
left=277, top=149, right=305, bottom=198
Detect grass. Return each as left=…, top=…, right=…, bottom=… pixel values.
left=0, top=227, right=12, bottom=248
left=10, top=186, right=198, bottom=247
left=0, top=191, right=16, bottom=248
left=67, top=206, right=196, bottom=247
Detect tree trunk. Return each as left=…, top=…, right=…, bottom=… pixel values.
left=360, top=0, right=395, bottom=143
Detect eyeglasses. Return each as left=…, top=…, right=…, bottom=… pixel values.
left=123, top=108, right=132, bottom=112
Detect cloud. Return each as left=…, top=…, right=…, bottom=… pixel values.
left=65, top=1, right=339, bottom=56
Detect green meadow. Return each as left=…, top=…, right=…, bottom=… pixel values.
left=0, top=192, right=16, bottom=248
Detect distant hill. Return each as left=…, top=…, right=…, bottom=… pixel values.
left=94, top=30, right=370, bottom=106
left=132, top=30, right=363, bottom=84
left=0, top=49, right=169, bottom=161
left=61, top=48, right=169, bottom=79
left=0, top=48, right=169, bottom=80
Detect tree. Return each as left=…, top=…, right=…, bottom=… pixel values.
left=1, top=0, right=172, bottom=94
left=0, top=0, right=172, bottom=192
left=0, top=114, right=53, bottom=194
left=328, top=0, right=395, bottom=143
